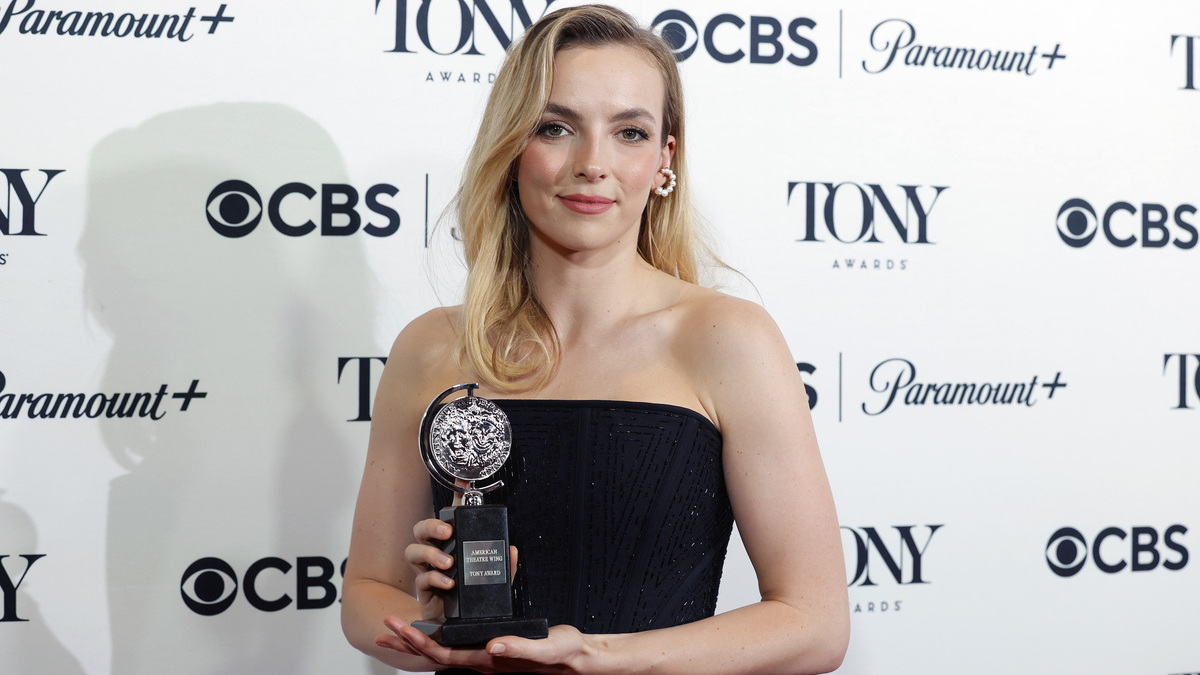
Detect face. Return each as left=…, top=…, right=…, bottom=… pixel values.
left=517, top=45, right=675, bottom=261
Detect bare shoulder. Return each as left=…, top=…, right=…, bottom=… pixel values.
left=673, top=286, right=789, bottom=363
left=387, top=306, right=461, bottom=374
left=669, top=286, right=798, bottom=428
left=375, top=306, right=465, bottom=420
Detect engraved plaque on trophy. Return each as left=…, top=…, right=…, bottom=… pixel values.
left=411, top=383, right=549, bottom=646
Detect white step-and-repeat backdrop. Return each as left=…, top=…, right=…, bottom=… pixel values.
left=2, top=1, right=1197, bottom=673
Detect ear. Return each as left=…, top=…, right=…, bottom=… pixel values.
left=657, top=134, right=677, bottom=186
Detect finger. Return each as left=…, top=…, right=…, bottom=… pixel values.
left=415, top=568, right=455, bottom=592
left=392, top=620, right=457, bottom=664
left=488, top=625, right=582, bottom=665
left=382, top=615, right=408, bottom=637
left=377, top=618, right=418, bottom=654
left=405, top=542, right=454, bottom=571
left=413, top=518, right=453, bottom=543
left=382, top=618, right=427, bottom=652
left=509, top=545, right=518, bottom=580
left=486, top=635, right=548, bottom=661
left=374, top=632, right=415, bottom=654
left=385, top=616, right=502, bottom=670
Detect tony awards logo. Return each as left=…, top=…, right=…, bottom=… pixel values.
left=412, top=384, right=548, bottom=645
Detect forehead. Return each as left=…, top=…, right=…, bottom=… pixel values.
left=547, top=45, right=665, bottom=115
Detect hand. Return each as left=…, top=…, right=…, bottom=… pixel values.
left=405, top=519, right=520, bottom=622
left=404, top=518, right=456, bottom=621
left=375, top=619, right=590, bottom=674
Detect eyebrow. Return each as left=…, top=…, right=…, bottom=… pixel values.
left=542, top=102, right=658, bottom=126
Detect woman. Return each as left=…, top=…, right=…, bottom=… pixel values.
left=342, top=5, right=849, bottom=673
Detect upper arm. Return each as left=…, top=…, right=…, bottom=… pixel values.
left=687, top=298, right=847, bottom=617
left=344, top=309, right=459, bottom=593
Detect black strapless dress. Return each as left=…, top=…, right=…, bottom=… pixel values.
left=431, top=400, right=733, bottom=674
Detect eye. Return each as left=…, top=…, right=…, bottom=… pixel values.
left=538, top=123, right=569, bottom=138
left=1056, top=198, right=1097, bottom=248
left=180, top=557, right=239, bottom=615
left=206, top=180, right=262, bottom=237
left=620, top=127, right=650, bottom=142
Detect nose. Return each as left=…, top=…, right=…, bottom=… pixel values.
left=572, top=136, right=607, bottom=182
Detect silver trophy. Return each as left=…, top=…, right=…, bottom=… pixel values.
left=422, top=384, right=512, bottom=505
left=411, top=384, right=548, bottom=645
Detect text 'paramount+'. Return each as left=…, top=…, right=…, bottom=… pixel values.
left=0, top=1, right=235, bottom=41
left=863, top=358, right=1066, bottom=416
left=862, top=18, right=1065, bottom=75
left=0, top=370, right=207, bottom=420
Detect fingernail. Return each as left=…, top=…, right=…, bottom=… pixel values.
left=438, top=554, right=453, bottom=568
left=489, top=643, right=506, bottom=655
left=438, top=524, right=451, bottom=537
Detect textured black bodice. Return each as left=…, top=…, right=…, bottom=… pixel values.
left=431, top=399, right=733, bottom=666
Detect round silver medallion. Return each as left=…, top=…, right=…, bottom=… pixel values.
left=428, top=394, right=512, bottom=482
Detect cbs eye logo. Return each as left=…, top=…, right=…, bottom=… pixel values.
left=1045, top=527, right=1089, bottom=576
left=653, top=10, right=701, bottom=61
left=1046, top=525, right=1188, bottom=577
left=205, top=179, right=401, bottom=238
left=650, top=10, right=817, bottom=66
left=180, top=557, right=239, bottom=616
left=1056, top=197, right=1199, bottom=249
left=1055, top=199, right=1097, bottom=248
left=181, top=555, right=347, bottom=615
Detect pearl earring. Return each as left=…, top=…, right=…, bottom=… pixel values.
left=654, top=167, right=676, bottom=197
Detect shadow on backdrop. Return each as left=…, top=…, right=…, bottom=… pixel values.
left=80, top=103, right=391, bottom=675
left=0, top=492, right=85, bottom=675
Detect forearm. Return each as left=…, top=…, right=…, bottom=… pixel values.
left=583, top=599, right=848, bottom=675
left=341, top=578, right=438, bottom=672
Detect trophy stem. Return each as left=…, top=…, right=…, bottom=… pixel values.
left=464, top=484, right=484, bottom=506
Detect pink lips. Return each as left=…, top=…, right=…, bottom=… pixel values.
left=559, top=194, right=614, bottom=214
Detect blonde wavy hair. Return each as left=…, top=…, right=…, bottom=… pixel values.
left=457, top=4, right=706, bottom=392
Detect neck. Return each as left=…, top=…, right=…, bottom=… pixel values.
left=526, top=232, right=658, bottom=344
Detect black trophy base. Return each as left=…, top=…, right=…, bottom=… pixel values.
left=412, top=617, right=549, bottom=646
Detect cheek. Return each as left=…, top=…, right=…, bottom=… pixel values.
left=517, top=150, right=552, bottom=217
left=626, top=155, right=661, bottom=188
left=517, top=144, right=561, bottom=188
left=517, top=180, right=540, bottom=222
